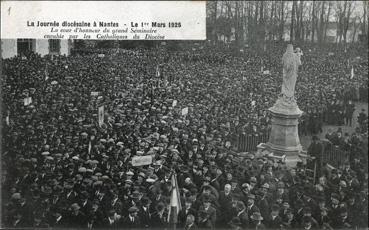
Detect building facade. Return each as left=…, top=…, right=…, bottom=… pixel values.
left=1, top=39, right=73, bottom=59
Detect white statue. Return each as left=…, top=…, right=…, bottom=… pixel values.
left=281, top=44, right=301, bottom=102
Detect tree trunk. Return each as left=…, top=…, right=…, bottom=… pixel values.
left=290, top=1, right=296, bottom=42
left=235, top=1, right=239, bottom=47
left=213, top=1, right=218, bottom=43
left=248, top=1, right=253, bottom=43
left=280, top=1, right=285, bottom=41
left=363, top=0, right=368, bottom=36
left=259, top=1, right=265, bottom=49
left=300, top=0, right=304, bottom=42
left=311, top=1, right=316, bottom=42
left=339, top=1, right=348, bottom=44
left=270, top=1, right=275, bottom=42
left=324, top=2, right=332, bottom=42
left=296, top=1, right=300, bottom=42
left=273, top=1, right=277, bottom=41
left=318, top=1, right=325, bottom=44
left=352, top=17, right=359, bottom=42
left=344, top=1, right=352, bottom=44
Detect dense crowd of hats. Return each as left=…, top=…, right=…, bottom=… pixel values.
left=1, top=42, right=368, bottom=229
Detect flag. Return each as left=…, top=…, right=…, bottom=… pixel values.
left=167, top=172, right=182, bottom=224
left=350, top=66, right=354, bottom=79
left=88, top=141, right=92, bottom=155
left=6, top=112, right=10, bottom=126
left=45, top=63, right=49, bottom=81
left=156, top=65, right=160, bottom=77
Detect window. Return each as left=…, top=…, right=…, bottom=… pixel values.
left=17, top=39, right=34, bottom=56
left=49, top=39, right=60, bottom=54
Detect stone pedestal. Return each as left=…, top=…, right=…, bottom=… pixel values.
left=258, top=97, right=303, bottom=166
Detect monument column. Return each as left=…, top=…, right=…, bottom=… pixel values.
left=258, top=44, right=303, bottom=164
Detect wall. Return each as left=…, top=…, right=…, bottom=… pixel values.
left=35, top=39, right=49, bottom=56
left=60, top=39, right=70, bottom=56
left=1, top=39, right=17, bottom=58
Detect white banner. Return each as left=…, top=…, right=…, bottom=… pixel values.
left=132, top=155, right=153, bottom=166
left=1, top=1, right=206, bottom=40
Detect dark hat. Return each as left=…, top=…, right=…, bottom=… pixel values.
left=340, top=207, right=348, bottom=215
left=11, top=193, right=21, bottom=200
left=156, top=202, right=165, bottom=212
left=141, top=197, right=152, bottom=206
left=331, top=193, right=340, bottom=200
left=248, top=194, right=256, bottom=200
left=272, top=204, right=280, bottom=212
left=131, top=190, right=141, bottom=198
left=128, top=206, right=139, bottom=213
left=277, top=182, right=285, bottom=189
left=303, top=207, right=312, bottom=214
left=261, top=183, right=270, bottom=189
left=71, top=203, right=80, bottom=211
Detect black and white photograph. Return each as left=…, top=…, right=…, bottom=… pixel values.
left=1, top=1, right=368, bottom=229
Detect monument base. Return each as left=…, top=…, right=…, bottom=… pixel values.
left=257, top=143, right=300, bottom=167
left=260, top=96, right=303, bottom=167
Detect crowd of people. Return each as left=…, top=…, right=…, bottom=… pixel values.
left=1, top=40, right=368, bottom=229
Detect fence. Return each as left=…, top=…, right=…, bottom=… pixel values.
left=237, top=132, right=270, bottom=152
left=321, top=144, right=349, bottom=168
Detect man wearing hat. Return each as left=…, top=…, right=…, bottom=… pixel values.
left=266, top=204, right=283, bottom=229
left=101, top=209, right=120, bottom=229
left=184, top=214, right=197, bottom=230
left=150, top=202, right=168, bottom=228
left=120, top=206, right=141, bottom=228
left=178, top=199, right=197, bottom=228
left=307, top=135, right=323, bottom=175
left=85, top=201, right=104, bottom=229
left=79, top=191, right=92, bottom=215
left=247, top=194, right=260, bottom=224
left=138, top=197, right=152, bottom=228
left=63, top=181, right=78, bottom=206
left=218, top=184, right=234, bottom=227
left=197, top=197, right=216, bottom=229
left=65, top=203, right=86, bottom=228
left=250, top=212, right=265, bottom=229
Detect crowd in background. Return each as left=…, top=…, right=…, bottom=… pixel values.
left=1, top=41, right=368, bottom=229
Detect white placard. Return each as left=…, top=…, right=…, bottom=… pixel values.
left=1, top=1, right=206, bottom=40
left=181, top=107, right=188, bottom=116
left=132, top=155, right=153, bottom=166
left=24, top=97, right=32, bottom=106
left=98, top=105, right=104, bottom=127
left=172, top=100, right=177, bottom=107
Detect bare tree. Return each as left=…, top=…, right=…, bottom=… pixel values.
left=343, top=1, right=354, bottom=44
left=311, top=1, right=316, bottom=42
left=290, top=1, right=297, bottom=42
left=362, top=0, right=368, bottom=36
left=323, top=2, right=333, bottom=42
left=352, top=16, right=361, bottom=42
left=279, top=1, right=285, bottom=41
left=318, top=1, right=326, bottom=44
